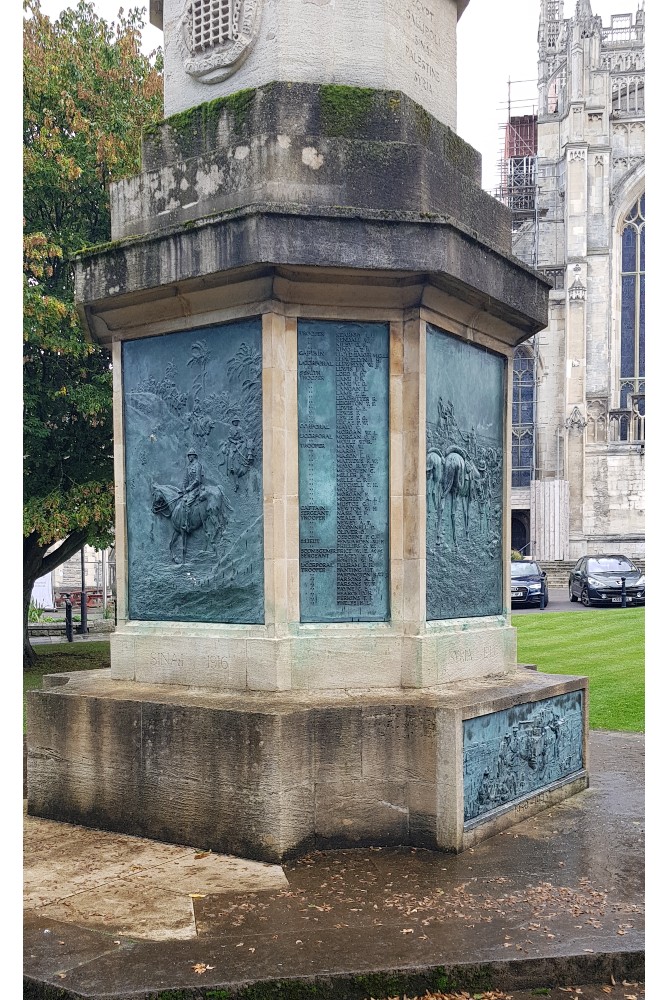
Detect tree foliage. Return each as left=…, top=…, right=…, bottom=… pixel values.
left=23, top=0, right=163, bottom=665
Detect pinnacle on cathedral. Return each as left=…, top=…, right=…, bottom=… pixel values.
left=574, top=0, right=593, bottom=20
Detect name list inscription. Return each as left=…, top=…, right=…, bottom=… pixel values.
left=298, top=320, right=390, bottom=623
left=405, top=0, right=443, bottom=96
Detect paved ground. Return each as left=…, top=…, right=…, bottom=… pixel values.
left=30, top=632, right=112, bottom=644
left=23, top=730, right=644, bottom=1000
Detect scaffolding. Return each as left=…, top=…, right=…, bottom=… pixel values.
left=496, top=79, right=539, bottom=268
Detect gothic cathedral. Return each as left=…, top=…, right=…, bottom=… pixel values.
left=508, top=0, right=644, bottom=564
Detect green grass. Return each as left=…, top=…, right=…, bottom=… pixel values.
left=24, top=641, right=110, bottom=730
left=512, top=607, right=644, bottom=732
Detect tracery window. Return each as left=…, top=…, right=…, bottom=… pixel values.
left=511, top=344, right=536, bottom=487
left=619, top=194, right=645, bottom=437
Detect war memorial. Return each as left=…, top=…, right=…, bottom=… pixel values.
left=26, top=0, right=590, bottom=862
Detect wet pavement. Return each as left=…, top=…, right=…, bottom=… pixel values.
left=23, top=729, right=644, bottom=999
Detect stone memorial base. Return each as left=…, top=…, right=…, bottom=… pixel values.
left=110, top=617, right=519, bottom=690
left=27, top=669, right=588, bottom=861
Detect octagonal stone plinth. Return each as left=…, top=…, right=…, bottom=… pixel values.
left=27, top=669, right=588, bottom=860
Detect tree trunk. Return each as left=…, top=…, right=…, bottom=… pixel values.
left=23, top=529, right=90, bottom=671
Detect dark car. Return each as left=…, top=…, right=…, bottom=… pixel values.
left=568, top=554, right=645, bottom=607
left=511, top=560, right=549, bottom=608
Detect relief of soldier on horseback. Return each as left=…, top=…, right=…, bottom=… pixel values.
left=151, top=448, right=233, bottom=565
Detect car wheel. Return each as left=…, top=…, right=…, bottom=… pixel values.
left=569, top=585, right=578, bottom=603
left=581, top=587, right=591, bottom=607
left=543, top=593, right=549, bottom=608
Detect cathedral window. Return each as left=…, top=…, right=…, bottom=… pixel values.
left=619, top=194, right=645, bottom=438
left=512, top=345, right=536, bottom=487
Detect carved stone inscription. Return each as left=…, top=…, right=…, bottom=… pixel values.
left=298, top=320, right=389, bottom=622
left=426, top=324, right=504, bottom=620
left=405, top=0, right=443, bottom=97
left=123, top=319, right=263, bottom=624
left=463, top=692, right=584, bottom=824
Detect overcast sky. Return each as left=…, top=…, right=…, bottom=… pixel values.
left=34, top=0, right=647, bottom=191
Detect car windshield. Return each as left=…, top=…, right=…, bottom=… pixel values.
left=511, top=562, right=540, bottom=577
left=587, top=557, right=636, bottom=573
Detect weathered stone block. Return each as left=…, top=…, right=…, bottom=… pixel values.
left=26, top=669, right=589, bottom=860
left=314, top=779, right=409, bottom=846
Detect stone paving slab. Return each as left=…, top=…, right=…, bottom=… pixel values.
left=23, top=731, right=644, bottom=999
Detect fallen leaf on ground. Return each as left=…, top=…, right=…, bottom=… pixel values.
left=194, top=851, right=211, bottom=859
left=190, top=893, right=207, bottom=899
left=192, top=963, right=214, bottom=974
left=401, top=928, right=414, bottom=934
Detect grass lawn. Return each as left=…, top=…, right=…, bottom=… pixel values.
left=512, top=607, right=644, bottom=732
left=23, top=641, right=110, bottom=730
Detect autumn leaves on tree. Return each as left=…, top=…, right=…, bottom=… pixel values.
left=23, top=0, right=163, bottom=665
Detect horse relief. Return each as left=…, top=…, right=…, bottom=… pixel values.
left=151, top=448, right=233, bottom=564
left=427, top=445, right=486, bottom=546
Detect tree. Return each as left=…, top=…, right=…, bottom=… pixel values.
left=23, top=0, right=163, bottom=667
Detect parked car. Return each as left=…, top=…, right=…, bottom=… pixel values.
left=511, top=559, right=549, bottom=608
left=568, top=554, right=645, bottom=607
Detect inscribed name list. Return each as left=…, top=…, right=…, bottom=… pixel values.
left=298, top=320, right=390, bottom=623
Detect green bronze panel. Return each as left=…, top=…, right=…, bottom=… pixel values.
left=426, top=324, right=505, bottom=620
left=123, top=319, right=264, bottom=623
left=298, top=320, right=390, bottom=623
left=463, top=691, right=585, bottom=824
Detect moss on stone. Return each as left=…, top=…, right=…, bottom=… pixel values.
left=319, top=85, right=376, bottom=137
left=414, top=103, right=433, bottom=143
left=350, top=972, right=404, bottom=996
left=75, top=230, right=145, bottom=259
left=230, top=981, right=322, bottom=999
left=442, top=126, right=480, bottom=179
left=434, top=964, right=495, bottom=993
left=144, top=88, right=259, bottom=159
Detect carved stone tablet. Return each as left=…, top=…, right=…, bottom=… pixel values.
left=178, top=0, right=262, bottom=82
left=123, top=319, right=264, bottom=623
left=463, top=691, right=585, bottom=824
left=298, top=320, right=390, bottom=623
left=426, top=324, right=504, bottom=619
